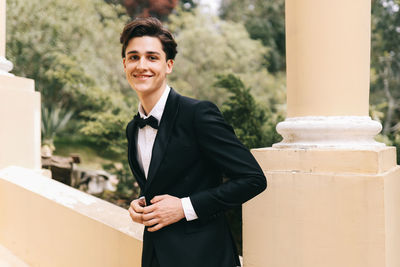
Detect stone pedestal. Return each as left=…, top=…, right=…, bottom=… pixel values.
left=0, top=75, right=41, bottom=169
left=244, top=147, right=400, bottom=267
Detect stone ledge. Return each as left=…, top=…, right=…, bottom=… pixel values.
left=0, top=166, right=143, bottom=267
left=251, top=146, right=397, bottom=175
left=0, top=75, right=34, bottom=92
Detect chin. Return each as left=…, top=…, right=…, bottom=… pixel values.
left=132, top=86, right=157, bottom=96
left=133, top=86, right=151, bottom=93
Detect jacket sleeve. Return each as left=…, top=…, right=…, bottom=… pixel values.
left=189, top=101, right=267, bottom=220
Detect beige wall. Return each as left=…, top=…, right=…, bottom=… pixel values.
left=0, top=76, right=41, bottom=169
left=286, top=0, right=370, bottom=117
left=0, top=166, right=143, bottom=267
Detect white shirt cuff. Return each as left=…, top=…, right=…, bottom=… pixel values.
left=181, top=197, right=198, bottom=221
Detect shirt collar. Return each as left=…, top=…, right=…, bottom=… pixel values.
left=138, top=85, right=171, bottom=123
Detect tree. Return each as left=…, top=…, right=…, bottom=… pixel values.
left=216, top=74, right=282, bottom=149
left=167, top=8, right=286, bottom=111
left=215, top=74, right=278, bottom=149
left=6, top=0, right=136, bottom=152
left=220, top=0, right=286, bottom=73
left=370, top=0, right=400, bottom=162
left=121, top=0, right=178, bottom=20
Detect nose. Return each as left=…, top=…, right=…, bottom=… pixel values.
left=137, top=57, right=147, bottom=70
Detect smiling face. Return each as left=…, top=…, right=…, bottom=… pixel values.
left=123, top=36, right=174, bottom=100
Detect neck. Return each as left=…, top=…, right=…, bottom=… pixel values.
left=138, top=83, right=166, bottom=115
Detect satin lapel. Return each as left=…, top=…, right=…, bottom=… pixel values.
left=126, top=119, right=146, bottom=190
left=145, top=89, right=180, bottom=192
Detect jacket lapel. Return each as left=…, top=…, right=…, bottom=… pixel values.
left=126, top=118, right=146, bottom=191
left=145, top=88, right=180, bottom=192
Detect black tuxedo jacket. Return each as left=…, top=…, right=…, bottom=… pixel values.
left=126, top=88, right=266, bottom=267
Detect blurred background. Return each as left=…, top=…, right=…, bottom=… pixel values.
left=5, top=0, right=400, bottom=254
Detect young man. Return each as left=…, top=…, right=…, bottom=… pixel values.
left=121, top=17, right=266, bottom=267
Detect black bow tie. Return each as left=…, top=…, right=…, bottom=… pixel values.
left=134, top=113, right=159, bottom=129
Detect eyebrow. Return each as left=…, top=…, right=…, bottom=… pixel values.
left=126, top=50, right=161, bottom=55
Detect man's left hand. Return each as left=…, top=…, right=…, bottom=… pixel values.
left=142, top=194, right=185, bottom=232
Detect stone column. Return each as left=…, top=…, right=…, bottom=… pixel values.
left=243, top=0, right=400, bottom=266
left=0, top=0, right=13, bottom=76
left=0, top=0, right=41, bottom=169
left=275, top=0, right=382, bottom=149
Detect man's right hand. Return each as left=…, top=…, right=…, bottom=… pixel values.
left=128, top=197, right=146, bottom=224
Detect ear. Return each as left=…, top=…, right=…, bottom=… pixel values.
left=166, top=59, right=174, bottom=74
left=123, top=58, right=126, bottom=69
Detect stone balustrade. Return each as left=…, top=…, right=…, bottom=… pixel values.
left=0, top=166, right=143, bottom=267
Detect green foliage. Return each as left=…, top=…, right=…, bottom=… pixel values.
left=370, top=0, right=400, bottom=163
left=216, top=74, right=282, bottom=149
left=80, top=106, right=132, bottom=155
left=41, top=106, right=74, bottom=146
left=168, top=9, right=285, bottom=109
left=216, top=74, right=265, bottom=148
left=6, top=0, right=136, bottom=153
left=220, top=0, right=286, bottom=73
left=102, top=161, right=140, bottom=204
left=7, top=0, right=130, bottom=96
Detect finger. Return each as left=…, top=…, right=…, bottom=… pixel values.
left=132, top=200, right=145, bottom=213
left=131, top=198, right=146, bottom=208
left=150, top=194, right=168, bottom=204
left=143, top=204, right=158, bottom=214
left=128, top=207, right=138, bottom=220
left=138, top=197, right=146, bottom=207
left=128, top=207, right=143, bottom=223
left=147, top=223, right=164, bottom=232
left=130, top=199, right=140, bottom=209
left=142, top=212, right=157, bottom=221
left=143, top=218, right=159, bottom=227
left=128, top=207, right=136, bottom=216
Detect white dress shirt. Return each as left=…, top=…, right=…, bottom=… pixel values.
left=137, top=85, right=198, bottom=221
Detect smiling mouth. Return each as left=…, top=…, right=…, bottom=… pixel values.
left=133, top=74, right=153, bottom=79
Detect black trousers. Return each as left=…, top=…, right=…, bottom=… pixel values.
left=150, top=254, right=160, bottom=267
left=142, top=243, right=160, bottom=267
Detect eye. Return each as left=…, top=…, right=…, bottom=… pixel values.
left=128, top=55, right=139, bottom=61
left=148, top=55, right=158, bottom=61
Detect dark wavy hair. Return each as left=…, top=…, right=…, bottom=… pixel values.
left=120, top=17, right=177, bottom=60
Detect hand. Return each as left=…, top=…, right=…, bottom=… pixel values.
left=142, top=194, right=185, bottom=232
left=128, top=197, right=146, bottom=224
